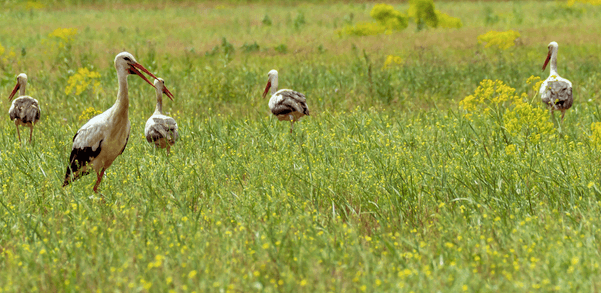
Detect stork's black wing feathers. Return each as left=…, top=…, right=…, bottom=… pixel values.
left=119, top=133, right=129, bottom=155
left=62, top=134, right=103, bottom=187
left=271, top=104, right=294, bottom=116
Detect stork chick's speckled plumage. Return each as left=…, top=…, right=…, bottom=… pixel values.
left=8, top=73, right=41, bottom=143
left=262, top=69, right=310, bottom=133
left=540, top=41, right=573, bottom=122
left=145, top=78, right=178, bottom=154
left=63, top=52, right=158, bottom=193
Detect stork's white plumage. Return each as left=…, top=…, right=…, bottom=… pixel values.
left=145, top=78, right=178, bottom=155
left=63, top=52, right=158, bottom=192
left=8, top=73, right=41, bottom=143
left=540, top=41, right=573, bottom=122
left=262, top=69, right=310, bottom=133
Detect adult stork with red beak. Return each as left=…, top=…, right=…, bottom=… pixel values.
left=63, top=52, right=159, bottom=193
left=262, top=69, right=310, bottom=133
left=8, top=73, right=41, bottom=143
left=540, top=41, right=573, bottom=123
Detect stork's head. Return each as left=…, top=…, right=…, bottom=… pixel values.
left=542, top=41, right=559, bottom=72
left=114, top=52, right=157, bottom=88
left=263, top=69, right=279, bottom=98
left=8, top=73, right=28, bottom=101
left=154, top=78, right=174, bottom=101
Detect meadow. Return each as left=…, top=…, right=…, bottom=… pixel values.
left=1, top=0, right=601, bottom=292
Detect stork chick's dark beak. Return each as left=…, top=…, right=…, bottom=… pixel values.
left=163, top=85, right=175, bottom=101
left=8, top=82, right=20, bottom=101
left=542, top=51, right=551, bottom=72
left=262, top=81, right=271, bottom=98
left=129, top=63, right=158, bottom=88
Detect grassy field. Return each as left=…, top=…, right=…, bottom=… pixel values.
left=1, top=0, right=601, bottom=292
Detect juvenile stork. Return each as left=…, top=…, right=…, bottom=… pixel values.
left=144, top=78, right=178, bottom=154
left=540, top=41, right=573, bottom=123
left=262, top=69, right=310, bottom=133
left=63, top=52, right=158, bottom=192
left=8, top=73, right=41, bottom=143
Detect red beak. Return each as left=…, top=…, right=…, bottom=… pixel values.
left=8, top=82, right=20, bottom=101
left=542, top=52, right=551, bottom=72
left=129, top=63, right=157, bottom=88
left=162, top=85, right=174, bottom=101
left=262, top=81, right=271, bottom=98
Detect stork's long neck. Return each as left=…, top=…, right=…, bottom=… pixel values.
left=154, top=88, right=163, bottom=114
left=19, top=81, right=26, bottom=96
left=113, top=72, right=129, bottom=120
left=270, top=76, right=279, bottom=95
left=549, top=48, right=558, bottom=76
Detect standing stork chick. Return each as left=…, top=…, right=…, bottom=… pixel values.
left=262, top=69, right=310, bottom=133
left=63, top=52, right=158, bottom=193
left=8, top=73, right=41, bottom=143
left=540, top=41, right=573, bottom=123
left=145, top=78, right=178, bottom=155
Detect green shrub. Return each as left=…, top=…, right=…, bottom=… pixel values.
left=274, top=44, right=288, bottom=54
left=339, top=4, right=408, bottom=36
left=241, top=42, right=260, bottom=53
left=370, top=4, right=408, bottom=30
left=408, top=0, right=438, bottom=30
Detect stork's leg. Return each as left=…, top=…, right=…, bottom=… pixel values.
left=14, top=122, right=21, bottom=142
left=549, top=108, right=557, bottom=124
left=289, top=115, right=295, bottom=133
left=560, top=110, right=566, bottom=123
left=29, top=127, right=33, bottom=143
left=93, top=169, right=105, bottom=193
left=166, top=144, right=171, bottom=156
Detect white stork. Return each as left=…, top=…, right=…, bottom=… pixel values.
left=262, top=69, right=310, bottom=133
left=540, top=41, right=573, bottom=122
left=8, top=73, right=41, bottom=143
left=63, top=52, right=158, bottom=193
left=144, top=78, right=178, bottom=154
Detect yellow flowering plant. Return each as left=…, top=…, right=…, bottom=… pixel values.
left=65, top=67, right=103, bottom=96
left=460, top=78, right=555, bottom=151
left=526, top=75, right=544, bottom=93
left=339, top=4, right=408, bottom=36
left=436, top=11, right=462, bottom=28
left=477, top=30, right=521, bottom=50
left=340, top=2, right=460, bottom=36
left=0, top=42, right=17, bottom=66
left=42, top=27, right=77, bottom=60
left=338, top=22, right=387, bottom=36
left=48, top=28, right=77, bottom=45
left=567, top=0, right=601, bottom=5
left=503, top=96, right=554, bottom=145
left=383, top=55, right=404, bottom=69
left=78, top=107, right=103, bottom=122
left=370, top=4, right=409, bottom=31
left=589, top=122, right=601, bottom=148
left=25, top=1, right=44, bottom=10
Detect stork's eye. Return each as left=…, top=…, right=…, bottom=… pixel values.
left=124, top=57, right=132, bottom=62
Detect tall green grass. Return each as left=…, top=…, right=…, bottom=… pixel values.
left=1, top=0, right=601, bottom=291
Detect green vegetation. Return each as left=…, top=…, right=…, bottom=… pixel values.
left=1, top=0, right=601, bottom=291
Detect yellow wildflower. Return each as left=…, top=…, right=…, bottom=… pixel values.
left=383, top=55, right=404, bottom=69
left=65, top=68, right=102, bottom=96
left=477, top=30, right=520, bottom=50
